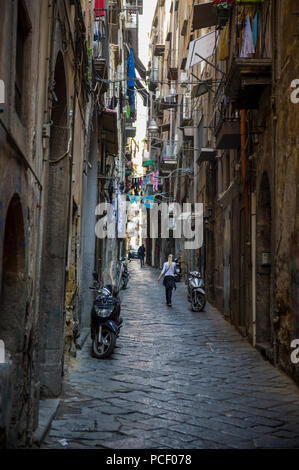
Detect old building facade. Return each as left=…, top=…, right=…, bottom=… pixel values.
left=0, top=0, right=143, bottom=448
left=145, top=0, right=299, bottom=384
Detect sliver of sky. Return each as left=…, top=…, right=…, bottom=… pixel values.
left=135, top=0, right=157, bottom=165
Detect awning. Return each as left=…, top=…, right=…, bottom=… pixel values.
left=192, top=2, right=217, bottom=30
left=100, top=108, right=118, bottom=155
left=186, top=30, right=218, bottom=70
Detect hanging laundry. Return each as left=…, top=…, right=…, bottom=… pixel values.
left=153, top=171, right=159, bottom=192
left=109, top=96, right=118, bottom=110
left=144, top=195, right=154, bottom=210
left=126, top=48, right=136, bottom=119
left=219, top=24, right=229, bottom=61
left=240, top=16, right=255, bottom=57
left=252, top=11, right=260, bottom=49
left=94, top=0, right=105, bottom=17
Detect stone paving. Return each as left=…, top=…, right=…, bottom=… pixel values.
left=42, top=262, right=299, bottom=449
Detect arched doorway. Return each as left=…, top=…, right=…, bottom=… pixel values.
left=256, top=172, right=272, bottom=346
left=40, top=52, right=70, bottom=397
left=0, top=194, right=26, bottom=442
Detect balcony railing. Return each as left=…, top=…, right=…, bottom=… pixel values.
left=125, top=9, right=137, bottom=29
left=225, top=4, right=272, bottom=107
left=213, top=83, right=240, bottom=149
left=93, top=10, right=109, bottom=77
left=161, top=142, right=178, bottom=163
left=125, top=0, right=143, bottom=15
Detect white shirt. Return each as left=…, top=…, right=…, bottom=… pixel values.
left=161, top=261, right=176, bottom=277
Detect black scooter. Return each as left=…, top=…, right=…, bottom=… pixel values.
left=174, top=257, right=182, bottom=282
left=187, top=271, right=206, bottom=311
left=90, top=271, right=122, bottom=359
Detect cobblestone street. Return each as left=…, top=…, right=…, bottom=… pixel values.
left=42, top=262, right=299, bottom=449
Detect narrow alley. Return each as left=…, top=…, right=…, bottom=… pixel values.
left=42, top=261, right=299, bottom=450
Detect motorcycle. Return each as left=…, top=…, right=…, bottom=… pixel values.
left=120, top=257, right=130, bottom=290
left=90, top=263, right=123, bottom=359
left=187, top=271, right=206, bottom=312
left=174, top=257, right=182, bottom=282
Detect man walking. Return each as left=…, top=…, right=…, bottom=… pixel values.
left=138, top=244, right=145, bottom=268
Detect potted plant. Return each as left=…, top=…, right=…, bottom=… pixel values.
left=213, top=0, right=234, bottom=27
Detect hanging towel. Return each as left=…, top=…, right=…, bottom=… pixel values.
left=240, top=16, right=255, bottom=57
left=219, top=24, right=229, bottom=61
left=252, top=11, right=260, bottom=49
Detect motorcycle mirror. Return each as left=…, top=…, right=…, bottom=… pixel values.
left=92, top=271, right=99, bottom=281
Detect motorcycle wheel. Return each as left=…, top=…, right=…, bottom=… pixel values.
left=191, top=292, right=206, bottom=312
left=92, top=328, right=116, bottom=359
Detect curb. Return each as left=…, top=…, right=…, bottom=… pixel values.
left=33, top=398, right=60, bottom=447
left=75, top=327, right=90, bottom=350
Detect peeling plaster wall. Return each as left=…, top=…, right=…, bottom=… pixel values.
left=0, top=0, right=45, bottom=447
left=273, top=0, right=299, bottom=383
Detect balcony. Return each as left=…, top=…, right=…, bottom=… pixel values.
left=215, top=118, right=240, bottom=150
left=197, top=148, right=217, bottom=164
left=125, top=9, right=137, bottom=29
left=225, top=6, right=272, bottom=108
left=93, top=11, right=109, bottom=91
left=153, top=44, right=165, bottom=57
left=125, top=124, right=136, bottom=138
left=213, top=95, right=241, bottom=149
left=225, top=58, right=272, bottom=109
left=159, top=95, right=178, bottom=109
left=161, top=142, right=178, bottom=170
left=126, top=0, right=143, bottom=15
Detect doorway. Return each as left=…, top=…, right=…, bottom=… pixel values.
left=0, top=194, right=26, bottom=441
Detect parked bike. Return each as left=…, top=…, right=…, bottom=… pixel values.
left=90, top=263, right=123, bottom=359
left=187, top=271, right=206, bottom=311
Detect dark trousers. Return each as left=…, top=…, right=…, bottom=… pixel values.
left=165, top=286, right=173, bottom=305
left=140, top=255, right=144, bottom=267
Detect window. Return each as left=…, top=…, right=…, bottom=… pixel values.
left=15, top=1, right=31, bottom=119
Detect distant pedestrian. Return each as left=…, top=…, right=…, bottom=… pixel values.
left=138, top=244, right=145, bottom=268
left=157, top=254, right=176, bottom=307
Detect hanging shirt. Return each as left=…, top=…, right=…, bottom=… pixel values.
left=252, top=11, right=260, bottom=49
left=240, top=16, right=255, bottom=57
left=153, top=171, right=159, bottom=192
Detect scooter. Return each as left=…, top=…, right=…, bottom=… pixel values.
left=187, top=271, right=206, bottom=311
left=174, top=257, right=182, bottom=282
left=90, top=269, right=123, bottom=359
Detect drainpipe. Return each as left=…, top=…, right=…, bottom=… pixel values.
left=251, top=192, right=257, bottom=348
